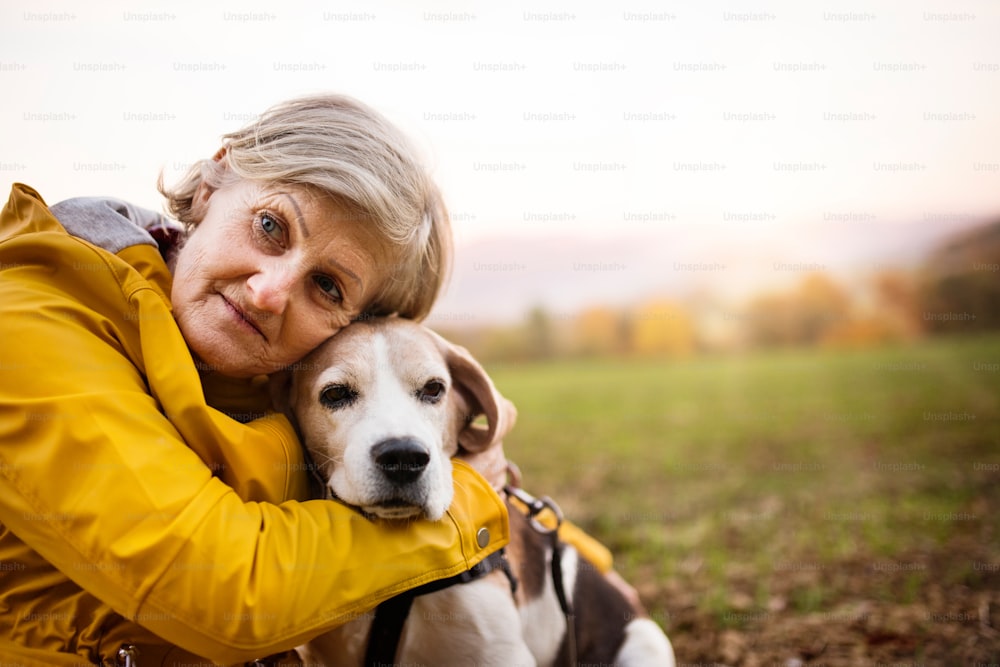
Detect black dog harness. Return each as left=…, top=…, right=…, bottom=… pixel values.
left=364, top=481, right=577, bottom=667
left=301, top=451, right=576, bottom=667
left=364, top=548, right=518, bottom=666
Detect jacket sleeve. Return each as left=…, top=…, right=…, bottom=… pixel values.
left=0, top=238, right=508, bottom=662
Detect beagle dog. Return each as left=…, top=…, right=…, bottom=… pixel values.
left=277, top=317, right=675, bottom=666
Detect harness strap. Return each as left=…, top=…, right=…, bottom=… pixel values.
left=364, top=481, right=577, bottom=667
left=363, top=593, right=415, bottom=667
left=550, top=539, right=577, bottom=666
left=505, top=483, right=578, bottom=667
left=364, top=549, right=516, bottom=667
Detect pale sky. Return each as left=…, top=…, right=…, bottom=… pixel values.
left=3, top=0, right=998, bottom=321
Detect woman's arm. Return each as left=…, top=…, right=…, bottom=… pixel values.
left=0, top=212, right=507, bottom=662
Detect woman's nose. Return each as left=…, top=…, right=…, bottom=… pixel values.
left=246, top=263, right=296, bottom=314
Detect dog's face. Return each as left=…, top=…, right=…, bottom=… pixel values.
left=277, top=318, right=513, bottom=521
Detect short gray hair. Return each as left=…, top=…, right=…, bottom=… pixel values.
left=159, top=94, right=451, bottom=321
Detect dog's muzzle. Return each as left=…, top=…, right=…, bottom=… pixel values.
left=359, top=437, right=435, bottom=519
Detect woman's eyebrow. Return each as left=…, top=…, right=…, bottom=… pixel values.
left=275, top=191, right=309, bottom=238
left=328, top=258, right=362, bottom=290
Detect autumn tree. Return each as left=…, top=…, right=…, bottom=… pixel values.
left=919, top=220, right=1000, bottom=335
left=629, top=298, right=695, bottom=357
left=523, top=305, right=556, bottom=360
left=572, top=306, right=625, bottom=357
left=743, top=273, right=851, bottom=348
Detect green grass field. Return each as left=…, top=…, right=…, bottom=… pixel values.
left=490, top=334, right=1000, bottom=663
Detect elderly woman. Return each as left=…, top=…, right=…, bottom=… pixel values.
left=0, top=95, right=508, bottom=666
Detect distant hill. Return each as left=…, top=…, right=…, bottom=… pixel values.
left=919, top=219, right=1000, bottom=333
left=922, top=220, right=1000, bottom=278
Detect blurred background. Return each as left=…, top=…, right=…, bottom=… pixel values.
left=3, top=1, right=999, bottom=664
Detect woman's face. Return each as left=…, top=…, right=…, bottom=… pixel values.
left=170, top=178, right=390, bottom=378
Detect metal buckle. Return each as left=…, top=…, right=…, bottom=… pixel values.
left=115, top=644, right=139, bottom=667
left=504, top=484, right=564, bottom=534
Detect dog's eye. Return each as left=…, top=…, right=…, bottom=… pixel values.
left=418, top=380, right=446, bottom=404
left=320, top=384, right=357, bottom=409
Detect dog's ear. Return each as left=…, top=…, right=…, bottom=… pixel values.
left=429, top=330, right=517, bottom=454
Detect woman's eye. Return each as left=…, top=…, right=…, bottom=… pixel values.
left=314, top=275, right=342, bottom=301
left=259, top=212, right=282, bottom=240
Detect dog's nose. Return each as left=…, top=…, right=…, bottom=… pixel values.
left=371, top=437, right=430, bottom=485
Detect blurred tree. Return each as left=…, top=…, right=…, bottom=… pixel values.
left=919, top=220, right=1000, bottom=335
left=744, top=273, right=851, bottom=348
left=630, top=298, right=695, bottom=357
left=743, top=293, right=797, bottom=347
left=796, top=273, right=852, bottom=342
left=870, top=269, right=923, bottom=339
left=572, top=306, right=624, bottom=357
left=478, top=325, right=531, bottom=362
left=524, top=305, right=556, bottom=360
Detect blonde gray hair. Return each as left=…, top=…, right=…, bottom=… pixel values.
left=159, top=94, right=451, bottom=321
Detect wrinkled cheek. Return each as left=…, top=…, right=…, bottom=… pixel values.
left=276, top=334, right=328, bottom=368
left=170, top=299, right=200, bottom=352
left=283, top=316, right=351, bottom=363
left=171, top=284, right=215, bottom=341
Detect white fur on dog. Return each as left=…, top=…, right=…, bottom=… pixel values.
left=518, top=545, right=577, bottom=666
left=615, top=618, right=677, bottom=667
left=400, top=574, right=537, bottom=667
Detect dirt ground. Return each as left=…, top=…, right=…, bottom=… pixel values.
left=652, top=533, right=1000, bottom=666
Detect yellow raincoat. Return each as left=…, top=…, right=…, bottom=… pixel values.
left=0, top=184, right=509, bottom=666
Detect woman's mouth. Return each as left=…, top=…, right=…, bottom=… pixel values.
left=221, top=294, right=267, bottom=339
